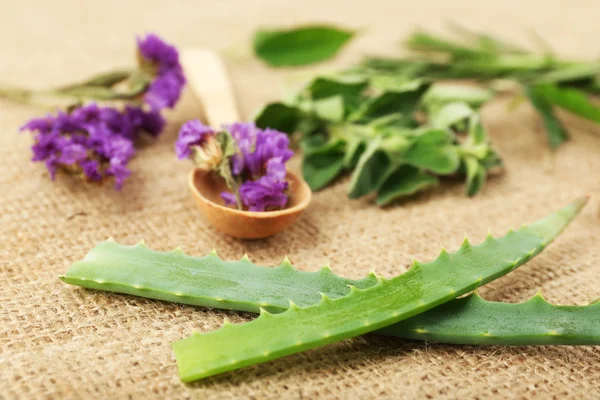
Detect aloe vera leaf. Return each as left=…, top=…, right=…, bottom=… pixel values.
left=171, top=197, right=587, bottom=381
left=59, top=240, right=598, bottom=346
left=61, top=198, right=588, bottom=352
left=60, top=245, right=377, bottom=314
left=380, top=291, right=600, bottom=345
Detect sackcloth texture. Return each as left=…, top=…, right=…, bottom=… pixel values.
left=1, top=1, right=600, bottom=399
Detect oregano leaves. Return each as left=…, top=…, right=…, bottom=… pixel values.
left=255, top=73, right=500, bottom=204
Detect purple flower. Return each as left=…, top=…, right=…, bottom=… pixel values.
left=237, top=175, right=289, bottom=212
left=58, top=142, right=87, bottom=165
left=31, top=131, right=61, bottom=161
left=99, top=107, right=136, bottom=140
left=20, top=103, right=149, bottom=190
left=265, top=157, right=287, bottom=180
left=20, top=115, right=56, bottom=134
left=227, top=122, right=293, bottom=179
left=106, top=161, right=131, bottom=190
left=137, top=33, right=181, bottom=73
left=125, top=106, right=165, bottom=137
left=176, top=120, right=293, bottom=212
left=175, top=120, right=216, bottom=159
left=144, top=70, right=186, bottom=110
left=221, top=156, right=290, bottom=211
left=97, top=133, right=136, bottom=164
left=221, top=191, right=237, bottom=206
left=137, top=33, right=185, bottom=110
left=70, top=103, right=103, bottom=129
left=80, top=160, right=102, bottom=182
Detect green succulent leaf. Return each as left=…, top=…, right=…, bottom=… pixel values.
left=380, top=290, right=600, bottom=345
left=59, top=199, right=590, bottom=371
left=376, top=165, right=438, bottom=205
left=169, top=197, right=586, bottom=381
left=253, top=25, right=355, bottom=67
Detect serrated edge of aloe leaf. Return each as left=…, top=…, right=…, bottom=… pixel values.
left=60, top=239, right=378, bottom=314
left=172, top=197, right=587, bottom=382
left=380, top=290, right=600, bottom=345
left=60, top=234, right=600, bottom=347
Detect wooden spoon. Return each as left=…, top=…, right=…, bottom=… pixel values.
left=180, top=49, right=312, bottom=239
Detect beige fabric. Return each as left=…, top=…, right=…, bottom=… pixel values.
left=2, top=1, right=600, bottom=398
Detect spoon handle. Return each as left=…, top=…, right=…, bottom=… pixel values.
left=181, top=48, right=240, bottom=127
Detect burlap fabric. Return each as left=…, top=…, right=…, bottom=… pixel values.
left=2, top=1, right=600, bottom=398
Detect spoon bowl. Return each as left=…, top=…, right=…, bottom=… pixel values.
left=188, top=169, right=312, bottom=239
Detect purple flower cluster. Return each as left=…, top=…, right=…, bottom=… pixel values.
left=232, top=157, right=289, bottom=211
left=221, top=123, right=291, bottom=211
left=224, top=122, right=293, bottom=211
left=175, top=120, right=216, bottom=160
left=176, top=121, right=293, bottom=212
left=21, top=103, right=165, bottom=189
left=227, top=122, right=294, bottom=181
left=137, top=34, right=186, bottom=111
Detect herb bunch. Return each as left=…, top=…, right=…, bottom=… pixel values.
left=254, top=73, right=501, bottom=204
left=253, top=25, right=600, bottom=203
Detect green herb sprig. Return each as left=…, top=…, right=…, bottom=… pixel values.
left=255, top=74, right=501, bottom=203
left=364, top=24, right=600, bottom=148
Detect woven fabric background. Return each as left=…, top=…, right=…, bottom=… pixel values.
left=1, top=0, right=600, bottom=398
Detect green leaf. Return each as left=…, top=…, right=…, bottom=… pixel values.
left=253, top=102, right=303, bottom=133
left=347, top=139, right=393, bottom=199
left=531, top=83, right=600, bottom=123
left=253, top=25, right=355, bottom=67
left=313, top=96, right=345, bottom=122
left=369, top=76, right=428, bottom=93
left=302, top=151, right=346, bottom=191
left=376, top=165, right=438, bottom=205
left=534, top=62, right=600, bottom=85
left=62, top=213, right=597, bottom=348
left=380, top=291, right=600, bottom=345
left=351, top=81, right=429, bottom=121
left=524, top=86, right=569, bottom=148
left=429, top=102, right=474, bottom=129
left=464, top=157, right=487, bottom=197
left=467, top=113, right=487, bottom=144
left=343, top=137, right=366, bottom=168
left=446, top=22, right=527, bottom=55
left=299, top=136, right=340, bottom=154
left=422, top=84, right=493, bottom=110
left=403, top=129, right=461, bottom=174
left=307, top=76, right=367, bottom=110
left=170, top=198, right=587, bottom=381
left=60, top=69, right=133, bottom=88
